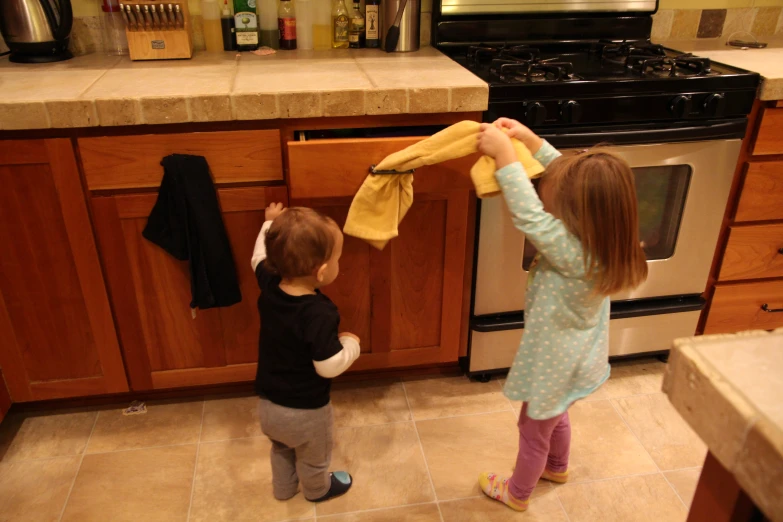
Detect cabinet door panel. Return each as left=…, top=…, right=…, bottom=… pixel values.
left=315, top=205, right=373, bottom=353
left=293, top=190, right=470, bottom=372
left=0, top=140, right=128, bottom=401
left=92, top=185, right=288, bottom=390
left=389, top=199, right=446, bottom=350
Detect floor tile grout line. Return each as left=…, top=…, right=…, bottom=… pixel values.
left=57, top=411, right=99, bottom=522
left=82, top=440, right=200, bottom=456
left=605, top=400, right=692, bottom=511
left=319, top=500, right=442, bottom=519
left=402, top=381, right=444, bottom=522
left=608, top=399, right=663, bottom=473
left=185, top=400, right=206, bottom=522
left=660, top=470, right=690, bottom=510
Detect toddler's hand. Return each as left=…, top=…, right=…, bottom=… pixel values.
left=339, top=332, right=361, bottom=344
left=493, top=118, right=543, bottom=154
left=477, top=123, right=516, bottom=168
left=265, top=202, right=285, bottom=221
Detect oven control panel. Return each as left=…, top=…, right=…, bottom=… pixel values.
left=496, top=90, right=753, bottom=128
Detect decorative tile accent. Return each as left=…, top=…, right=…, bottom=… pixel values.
left=723, top=8, right=756, bottom=40
left=698, top=9, right=727, bottom=38
left=47, top=100, right=98, bottom=128
left=95, top=98, right=140, bottom=126
left=365, top=89, right=408, bottom=115
left=752, top=7, right=782, bottom=37
left=652, top=9, right=675, bottom=41
left=69, top=16, right=104, bottom=55
left=322, top=90, right=366, bottom=117
left=671, top=10, right=702, bottom=40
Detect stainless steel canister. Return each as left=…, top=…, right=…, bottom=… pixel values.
left=382, top=0, right=420, bottom=52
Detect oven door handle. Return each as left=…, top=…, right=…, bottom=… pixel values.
left=538, top=119, right=748, bottom=148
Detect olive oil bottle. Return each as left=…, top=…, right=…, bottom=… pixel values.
left=234, top=0, right=259, bottom=50
left=332, top=0, right=349, bottom=49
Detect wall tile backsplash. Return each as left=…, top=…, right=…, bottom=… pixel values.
left=653, top=6, right=783, bottom=41
left=2, top=1, right=782, bottom=58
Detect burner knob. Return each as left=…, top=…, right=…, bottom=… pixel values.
left=704, top=93, right=726, bottom=118
left=670, top=95, right=693, bottom=118
left=560, top=100, right=582, bottom=124
left=525, top=102, right=547, bottom=126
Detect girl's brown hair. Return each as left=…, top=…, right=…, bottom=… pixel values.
left=545, top=149, right=648, bottom=295
left=264, top=207, right=338, bottom=279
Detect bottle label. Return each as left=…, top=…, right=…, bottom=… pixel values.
left=334, top=14, right=349, bottom=42
left=235, top=11, right=258, bottom=30
left=279, top=17, right=296, bottom=40
left=365, top=5, right=378, bottom=39
left=349, top=32, right=359, bottom=43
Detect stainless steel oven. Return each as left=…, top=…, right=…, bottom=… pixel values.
left=468, top=133, right=741, bottom=375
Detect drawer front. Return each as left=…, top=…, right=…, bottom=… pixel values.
left=719, top=224, right=783, bottom=281
left=80, top=130, right=283, bottom=190
left=754, top=108, right=783, bottom=156
left=735, top=161, right=783, bottom=222
left=287, top=137, right=477, bottom=199
left=704, top=280, right=783, bottom=334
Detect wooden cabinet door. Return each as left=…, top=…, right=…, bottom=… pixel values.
left=0, top=139, right=128, bottom=401
left=91, top=186, right=288, bottom=391
left=287, top=136, right=474, bottom=371
left=298, top=192, right=470, bottom=372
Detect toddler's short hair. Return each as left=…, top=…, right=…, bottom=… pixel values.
left=264, top=207, right=338, bottom=279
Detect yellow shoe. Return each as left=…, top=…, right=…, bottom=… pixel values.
left=541, top=468, right=569, bottom=484
left=478, top=472, right=530, bottom=512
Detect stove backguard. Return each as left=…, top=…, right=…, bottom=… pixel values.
left=440, top=0, right=656, bottom=16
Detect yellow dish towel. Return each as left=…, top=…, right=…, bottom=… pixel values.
left=344, top=120, right=545, bottom=250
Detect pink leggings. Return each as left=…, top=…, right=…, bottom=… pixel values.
left=509, top=402, right=571, bottom=500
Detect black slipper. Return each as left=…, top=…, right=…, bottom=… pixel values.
left=307, top=471, right=353, bottom=503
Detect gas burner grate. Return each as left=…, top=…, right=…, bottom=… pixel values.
left=638, top=53, right=714, bottom=77
left=468, top=45, right=580, bottom=83
left=467, top=44, right=541, bottom=68
left=597, top=40, right=667, bottom=67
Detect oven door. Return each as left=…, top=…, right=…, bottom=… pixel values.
left=473, top=138, right=740, bottom=316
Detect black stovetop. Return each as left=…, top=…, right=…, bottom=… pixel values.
left=442, top=40, right=759, bottom=127
left=447, top=41, right=758, bottom=95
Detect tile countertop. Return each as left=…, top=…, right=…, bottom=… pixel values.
left=668, top=39, right=783, bottom=101
left=0, top=48, right=488, bottom=131
left=663, top=329, right=783, bottom=520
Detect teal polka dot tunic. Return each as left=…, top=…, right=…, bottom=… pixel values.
left=496, top=142, right=610, bottom=420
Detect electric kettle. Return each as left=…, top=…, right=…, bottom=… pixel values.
left=0, top=0, right=73, bottom=63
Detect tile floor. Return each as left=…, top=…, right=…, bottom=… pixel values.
left=0, top=358, right=706, bottom=522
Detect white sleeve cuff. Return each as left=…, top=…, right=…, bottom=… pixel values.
left=313, top=337, right=361, bottom=379
left=251, top=220, right=273, bottom=271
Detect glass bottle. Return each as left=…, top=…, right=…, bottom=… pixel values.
left=101, top=0, right=128, bottom=56
left=364, top=0, right=379, bottom=48
left=348, top=0, right=364, bottom=48
left=296, top=0, right=314, bottom=50
left=278, top=0, right=296, bottom=49
left=331, top=0, right=349, bottom=49
left=313, top=0, right=331, bottom=50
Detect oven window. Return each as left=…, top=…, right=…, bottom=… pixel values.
left=522, top=164, right=692, bottom=270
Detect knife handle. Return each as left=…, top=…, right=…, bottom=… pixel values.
left=157, top=5, right=169, bottom=29
left=142, top=5, right=153, bottom=30
left=120, top=3, right=132, bottom=30
left=150, top=4, right=161, bottom=29
left=126, top=4, right=138, bottom=30
left=174, top=4, right=184, bottom=28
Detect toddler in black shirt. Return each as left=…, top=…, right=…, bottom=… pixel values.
left=252, top=203, right=360, bottom=503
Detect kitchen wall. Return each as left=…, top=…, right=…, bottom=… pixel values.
left=2, top=0, right=781, bottom=56
left=653, top=2, right=783, bottom=42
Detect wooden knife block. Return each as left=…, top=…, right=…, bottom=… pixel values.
left=126, top=0, right=193, bottom=60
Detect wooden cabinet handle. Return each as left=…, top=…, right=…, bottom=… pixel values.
left=761, top=303, right=783, bottom=313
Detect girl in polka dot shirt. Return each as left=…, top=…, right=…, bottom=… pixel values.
left=475, top=118, right=649, bottom=512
